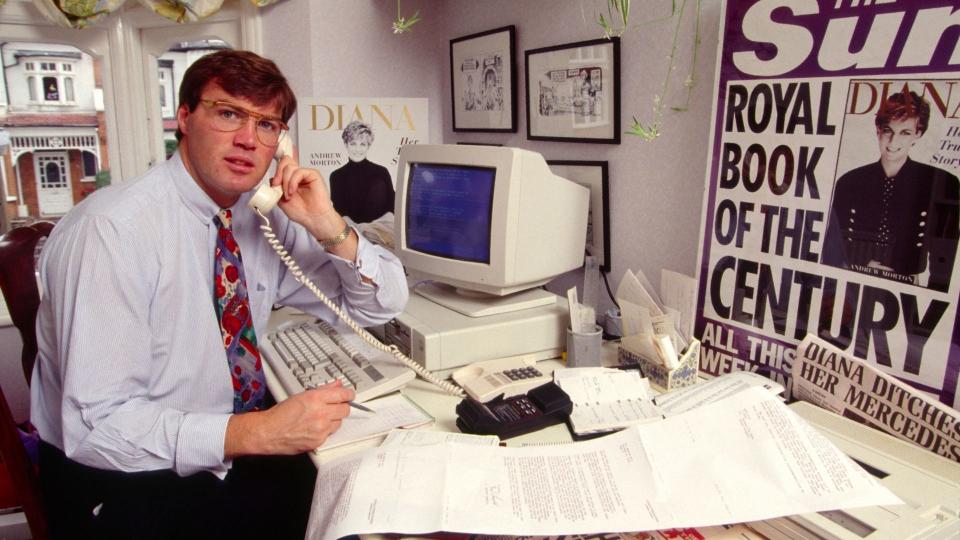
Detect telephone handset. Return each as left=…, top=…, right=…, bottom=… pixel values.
left=248, top=136, right=292, bottom=213
left=247, top=136, right=464, bottom=397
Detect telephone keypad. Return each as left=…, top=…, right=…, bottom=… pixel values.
left=490, top=396, right=541, bottom=423
left=503, top=367, right=543, bottom=381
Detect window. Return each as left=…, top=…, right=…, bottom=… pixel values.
left=158, top=63, right=175, bottom=119
left=38, top=154, right=68, bottom=189
left=24, top=59, right=78, bottom=104
left=82, top=151, right=98, bottom=178
left=42, top=76, right=59, bottom=101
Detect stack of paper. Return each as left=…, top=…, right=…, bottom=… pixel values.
left=553, top=367, right=663, bottom=438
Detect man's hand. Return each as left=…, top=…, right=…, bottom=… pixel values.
left=271, top=147, right=358, bottom=259
left=224, top=380, right=355, bottom=458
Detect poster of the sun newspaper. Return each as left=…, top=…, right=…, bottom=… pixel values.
left=695, top=1, right=960, bottom=409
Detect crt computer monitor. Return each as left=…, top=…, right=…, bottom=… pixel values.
left=395, top=144, right=589, bottom=316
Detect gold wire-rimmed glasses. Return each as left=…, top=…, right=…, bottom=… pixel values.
left=198, top=98, right=289, bottom=147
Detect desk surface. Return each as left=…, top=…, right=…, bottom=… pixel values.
left=263, top=307, right=620, bottom=454
left=266, top=309, right=960, bottom=540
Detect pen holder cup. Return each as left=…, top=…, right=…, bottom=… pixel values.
left=566, top=325, right=603, bottom=368
left=618, top=339, right=701, bottom=392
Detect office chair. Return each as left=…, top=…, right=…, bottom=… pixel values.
left=0, top=221, right=55, bottom=540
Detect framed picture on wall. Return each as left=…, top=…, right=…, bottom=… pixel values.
left=547, top=160, right=610, bottom=272
left=450, top=26, right=517, bottom=132
left=526, top=38, right=620, bottom=143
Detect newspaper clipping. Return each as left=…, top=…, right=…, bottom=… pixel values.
left=695, top=1, right=960, bottom=407
left=793, top=334, right=959, bottom=463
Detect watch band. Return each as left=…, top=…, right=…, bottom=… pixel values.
left=320, top=223, right=352, bottom=248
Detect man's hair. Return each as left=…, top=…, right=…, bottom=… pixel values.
left=875, top=91, right=930, bottom=135
left=176, top=50, right=296, bottom=141
left=341, top=120, right=374, bottom=145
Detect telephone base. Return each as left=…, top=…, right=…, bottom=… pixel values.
left=382, top=291, right=568, bottom=376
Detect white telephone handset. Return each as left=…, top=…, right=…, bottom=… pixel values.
left=247, top=136, right=463, bottom=397
left=248, top=136, right=292, bottom=213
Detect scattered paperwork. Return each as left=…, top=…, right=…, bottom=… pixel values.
left=553, top=368, right=662, bottom=436
left=306, top=387, right=901, bottom=539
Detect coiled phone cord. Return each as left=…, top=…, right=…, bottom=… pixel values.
left=255, top=209, right=466, bottom=398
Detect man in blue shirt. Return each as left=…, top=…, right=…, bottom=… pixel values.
left=31, top=50, right=408, bottom=539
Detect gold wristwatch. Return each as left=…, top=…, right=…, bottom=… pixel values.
left=320, top=223, right=352, bottom=248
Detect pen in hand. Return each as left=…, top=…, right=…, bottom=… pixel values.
left=348, top=401, right=373, bottom=413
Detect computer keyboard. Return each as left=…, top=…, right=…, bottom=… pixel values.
left=261, top=319, right=416, bottom=402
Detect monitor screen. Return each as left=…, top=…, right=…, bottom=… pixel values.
left=405, top=163, right=495, bottom=263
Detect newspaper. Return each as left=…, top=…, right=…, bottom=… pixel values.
left=695, top=0, right=960, bottom=409
left=793, top=334, right=960, bottom=463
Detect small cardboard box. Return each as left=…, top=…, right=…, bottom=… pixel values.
left=618, top=339, right=700, bottom=392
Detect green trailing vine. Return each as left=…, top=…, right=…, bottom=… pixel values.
left=624, top=0, right=702, bottom=140
left=392, top=0, right=422, bottom=34
left=598, top=0, right=631, bottom=39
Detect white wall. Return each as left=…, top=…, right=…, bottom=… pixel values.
left=264, top=0, right=721, bottom=315
left=262, top=0, right=451, bottom=144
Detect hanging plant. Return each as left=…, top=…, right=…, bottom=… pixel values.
left=625, top=0, right=702, bottom=140
left=598, top=0, right=631, bottom=39
left=392, top=0, right=422, bottom=35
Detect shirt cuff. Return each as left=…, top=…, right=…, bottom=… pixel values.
left=327, top=230, right=383, bottom=290
left=175, top=412, right=232, bottom=478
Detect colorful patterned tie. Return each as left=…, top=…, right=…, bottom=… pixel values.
left=213, top=209, right=266, bottom=413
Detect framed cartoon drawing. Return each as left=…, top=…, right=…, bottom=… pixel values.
left=527, top=38, right=620, bottom=143
left=450, top=26, right=517, bottom=132
left=547, top=160, right=611, bottom=271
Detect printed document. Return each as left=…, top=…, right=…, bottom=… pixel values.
left=553, top=368, right=662, bottom=435
left=655, top=371, right=785, bottom=416
left=306, top=388, right=900, bottom=539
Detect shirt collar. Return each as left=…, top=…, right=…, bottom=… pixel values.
left=169, top=150, right=255, bottom=224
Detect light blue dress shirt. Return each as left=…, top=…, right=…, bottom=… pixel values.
left=30, top=152, right=408, bottom=477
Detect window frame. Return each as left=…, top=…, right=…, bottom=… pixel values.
left=23, top=58, right=77, bottom=105
left=0, top=0, right=263, bottom=182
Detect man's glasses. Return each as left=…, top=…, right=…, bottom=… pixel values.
left=198, top=99, right=289, bottom=147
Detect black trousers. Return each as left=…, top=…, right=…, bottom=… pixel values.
left=39, top=440, right=318, bottom=540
